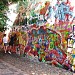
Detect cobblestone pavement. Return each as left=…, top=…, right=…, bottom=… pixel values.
left=0, top=59, right=27, bottom=75
left=0, top=52, right=74, bottom=75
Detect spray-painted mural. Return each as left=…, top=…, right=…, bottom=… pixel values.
left=1, top=0, right=75, bottom=72
left=23, top=24, right=71, bottom=70
left=24, top=0, right=75, bottom=72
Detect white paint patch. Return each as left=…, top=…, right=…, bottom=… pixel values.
left=5, top=4, right=18, bottom=37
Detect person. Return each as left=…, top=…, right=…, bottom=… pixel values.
left=9, top=34, right=14, bottom=54
left=14, top=33, right=19, bottom=52
left=3, top=34, right=8, bottom=53
left=0, top=32, right=3, bottom=49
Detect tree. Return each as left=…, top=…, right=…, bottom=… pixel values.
left=14, top=0, right=28, bottom=25
left=0, top=0, right=20, bottom=31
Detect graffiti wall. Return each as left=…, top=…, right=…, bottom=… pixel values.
left=24, top=0, right=75, bottom=72
left=4, top=0, right=75, bottom=72
left=23, top=24, right=71, bottom=70
left=28, top=0, right=74, bottom=31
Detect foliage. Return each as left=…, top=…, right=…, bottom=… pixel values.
left=0, top=0, right=29, bottom=30
left=14, top=0, right=28, bottom=25
left=0, top=0, right=8, bottom=31
left=0, top=1, right=7, bottom=11
left=0, top=0, right=20, bottom=31
left=11, top=0, right=21, bottom=3
left=16, top=0, right=28, bottom=13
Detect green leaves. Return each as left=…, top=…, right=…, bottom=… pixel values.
left=0, top=0, right=28, bottom=31
left=17, top=0, right=28, bottom=12
left=0, top=0, right=20, bottom=31
left=0, top=0, right=9, bottom=31
left=0, top=12, right=8, bottom=31
left=0, top=1, right=7, bottom=11
left=12, top=0, right=20, bottom=2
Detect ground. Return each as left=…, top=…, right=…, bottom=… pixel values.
left=0, top=52, right=74, bottom=75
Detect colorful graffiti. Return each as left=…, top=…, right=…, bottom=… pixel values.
left=23, top=24, right=72, bottom=70
left=27, top=0, right=75, bottom=31
left=22, top=0, right=75, bottom=72
left=3, top=0, right=75, bottom=72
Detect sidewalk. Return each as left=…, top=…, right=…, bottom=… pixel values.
left=0, top=59, right=27, bottom=75
left=0, top=52, right=73, bottom=75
